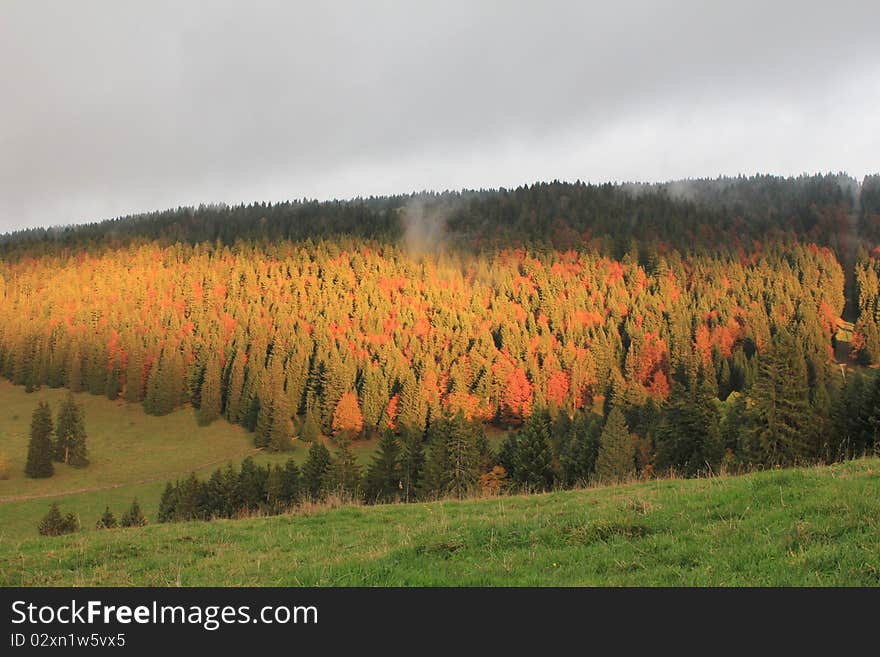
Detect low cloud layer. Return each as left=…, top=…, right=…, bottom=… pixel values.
left=1, top=1, right=878, bottom=231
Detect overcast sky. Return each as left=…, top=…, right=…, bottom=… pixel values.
left=1, top=1, right=878, bottom=232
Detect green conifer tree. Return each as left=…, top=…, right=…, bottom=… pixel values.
left=398, top=427, right=424, bottom=502
left=419, top=413, right=480, bottom=499
left=512, top=409, right=556, bottom=491
left=744, top=330, right=815, bottom=466
left=124, top=348, right=146, bottom=403
left=325, top=434, right=362, bottom=498
left=96, top=506, right=118, bottom=529
left=596, top=406, right=635, bottom=483
left=224, top=349, right=247, bottom=422
left=54, top=392, right=88, bottom=467
left=197, top=355, right=222, bottom=426
left=105, top=359, right=122, bottom=400
left=38, top=502, right=79, bottom=536
left=37, top=502, right=65, bottom=536
left=364, top=430, right=401, bottom=503
left=301, top=406, right=322, bottom=442
left=120, top=498, right=147, bottom=527
left=281, top=459, right=301, bottom=505
left=266, top=464, right=287, bottom=513
left=654, top=382, right=722, bottom=476
left=158, top=481, right=179, bottom=522
left=301, top=441, right=331, bottom=500
left=268, top=382, right=293, bottom=452
left=25, top=401, right=54, bottom=478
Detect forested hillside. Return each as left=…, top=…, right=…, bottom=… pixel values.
left=2, top=173, right=880, bottom=501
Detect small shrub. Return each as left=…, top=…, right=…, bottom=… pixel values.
left=120, top=499, right=147, bottom=527
left=95, top=506, right=118, bottom=530
left=37, top=503, right=80, bottom=536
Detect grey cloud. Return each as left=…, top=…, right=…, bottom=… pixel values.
left=1, top=1, right=878, bottom=231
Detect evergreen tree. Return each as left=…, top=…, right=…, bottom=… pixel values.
left=105, top=359, right=122, bottom=400
left=497, top=432, right=520, bottom=483
left=511, top=409, right=556, bottom=491
left=654, top=382, right=723, bottom=476
left=325, top=434, right=362, bottom=498
left=360, top=364, right=388, bottom=428
left=829, top=372, right=874, bottom=460
left=120, top=498, right=147, bottom=527
left=25, top=401, right=54, bottom=478
left=398, top=372, right=427, bottom=433
left=744, top=330, right=815, bottom=466
left=280, top=459, right=302, bottom=506
left=197, top=355, right=222, bottom=426
left=124, top=348, right=146, bottom=403
left=718, top=388, right=744, bottom=449
left=85, top=345, right=106, bottom=396
left=266, top=464, right=287, bottom=513
left=253, top=385, right=274, bottom=448
left=66, top=348, right=83, bottom=393
left=202, top=468, right=229, bottom=518
left=301, top=441, right=331, bottom=500
left=224, top=350, right=247, bottom=422
left=54, top=392, right=88, bottom=467
left=38, top=502, right=79, bottom=536
left=268, top=383, right=294, bottom=452
left=38, top=502, right=65, bottom=536
left=143, top=348, right=184, bottom=415
left=284, top=352, right=309, bottom=416
left=596, top=406, right=635, bottom=483
left=236, top=457, right=268, bottom=511
left=96, top=506, right=118, bottom=529
left=557, top=411, right=600, bottom=486
left=398, top=427, right=425, bottom=502
left=301, top=406, right=322, bottom=442
left=364, top=430, right=401, bottom=503
left=158, top=481, right=179, bottom=522
left=176, top=472, right=206, bottom=520
left=419, top=413, right=480, bottom=499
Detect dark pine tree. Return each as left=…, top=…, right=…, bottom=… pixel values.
left=512, top=408, right=556, bottom=491
left=654, top=382, right=723, bottom=476
left=325, top=434, right=362, bottom=498
left=25, top=401, right=54, bottom=478
left=95, top=506, right=118, bottom=529
left=364, top=430, right=401, bottom=503
left=280, top=459, right=302, bottom=506
left=301, top=441, right=331, bottom=500
left=266, top=464, right=287, bottom=513
left=596, top=406, right=635, bottom=483
left=158, top=481, right=180, bottom=522
left=398, top=426, right=425, bottom=502
left=54, top=392, right=88, bottom=467
left=120, top=498, right=147, bottom=527
left=38, top=502, right=79, bottom=536
left=744, top=330, right=815, bottom=466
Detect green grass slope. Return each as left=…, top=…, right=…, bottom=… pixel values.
left=0, top=381, right=511, bottom=541
left=0, top=381, right=303, bottom=540
left=3, top=458, right=878, bottom=586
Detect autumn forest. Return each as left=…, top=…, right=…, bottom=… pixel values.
left=3, top=173, right=880, bottom=509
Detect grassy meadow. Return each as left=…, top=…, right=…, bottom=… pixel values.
left=0, top=381, right=382, bottom=540
left=2, top=457, right=879, bottom=586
